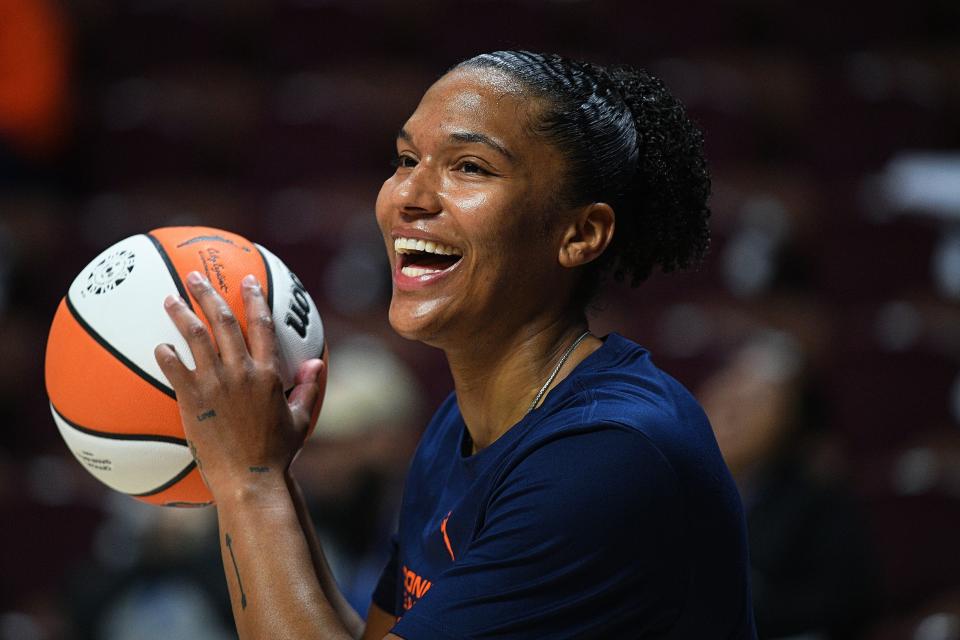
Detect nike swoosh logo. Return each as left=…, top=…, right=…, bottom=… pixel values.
left=440, top=511, right=455, bottom=561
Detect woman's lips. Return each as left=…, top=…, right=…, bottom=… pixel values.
left=392, top=234, right=464, bottom=290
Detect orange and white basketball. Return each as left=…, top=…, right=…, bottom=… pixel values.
left=44, top=226, right=326, bottom=507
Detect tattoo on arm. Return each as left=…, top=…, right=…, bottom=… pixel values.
left=249, top=466, right=270, bottom=473
left=187, top=440, right=203, bottom=470
left=187, top=439, right=209, bottom=485
left=197, top=409, right=217, bottom=422
left=225, top=533, right=248, bottom=610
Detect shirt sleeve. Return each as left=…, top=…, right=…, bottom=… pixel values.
left=371, top=533, right=400, bottom=617
left=391, top=426, right=688, bottom=640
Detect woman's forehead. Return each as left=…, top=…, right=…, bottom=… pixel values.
left=406, top=67, right=536, bottom=135
left=432, top=66, right=527, bottom=101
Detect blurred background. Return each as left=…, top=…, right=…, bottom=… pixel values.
left=1, top=0, right=959, bottom=638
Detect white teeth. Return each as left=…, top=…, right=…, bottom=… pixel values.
left=401, top=265, right=442, bottom=277
left=393, top=237, right=463, bottom=257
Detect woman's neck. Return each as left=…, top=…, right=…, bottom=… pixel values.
left=443, top=314, right=602, bottom=453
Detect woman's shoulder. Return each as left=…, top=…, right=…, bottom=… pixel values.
left=542, top=333, right=711, bottom=443
left=565, top=334, right=696, bottom=407
left=518, top=335, right=731, bottom=494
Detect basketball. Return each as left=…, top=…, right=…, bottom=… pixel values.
left=44, top=226, right=326, bottom=507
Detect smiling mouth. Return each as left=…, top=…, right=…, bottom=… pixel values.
left=394, top=237, right=463, bottom=277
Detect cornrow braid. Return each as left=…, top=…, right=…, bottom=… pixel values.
left=454, top=51, right=711, bottom=300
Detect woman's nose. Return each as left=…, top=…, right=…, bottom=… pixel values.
left=395, top=164, right=442, bottom=217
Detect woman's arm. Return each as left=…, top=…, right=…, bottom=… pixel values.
left=154, top=271, right=388, bottom=639
left=214, top=472, right=351, bottom=639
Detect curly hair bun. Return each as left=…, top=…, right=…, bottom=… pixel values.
left=604, top=64, right=711, bottom=285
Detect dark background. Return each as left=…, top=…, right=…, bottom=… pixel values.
left=1, top=0, right=959, bottom=638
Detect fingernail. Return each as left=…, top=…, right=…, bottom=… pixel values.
left=164, top=294, right=180, bottom=308
left=242, top=274, right=258, bottom=287
left=186, top=271, right=204, bottom=285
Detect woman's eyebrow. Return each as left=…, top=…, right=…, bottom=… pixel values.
left=396, top=127, right=514, bottom=161
left=448, top=131, right=514, bottom=160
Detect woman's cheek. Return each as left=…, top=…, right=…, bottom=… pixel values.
left=455, top=191, right=489, bottom=216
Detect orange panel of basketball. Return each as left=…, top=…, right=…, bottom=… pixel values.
left=45, top=298, right=183, bottom=439
left=149, top=226, right=270, bottom=347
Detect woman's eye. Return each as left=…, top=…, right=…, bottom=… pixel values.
left=391, top=155, right=417, bottom=169
left=459, top=161, right=487, bottom=175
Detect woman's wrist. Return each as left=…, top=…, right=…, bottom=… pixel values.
left=213, top=467, right=292, bottom=510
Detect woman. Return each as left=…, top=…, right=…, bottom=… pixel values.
left=155, top=51, right=757, bottom=639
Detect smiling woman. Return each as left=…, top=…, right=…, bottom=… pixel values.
left=158, top=51, right=756, bottom=640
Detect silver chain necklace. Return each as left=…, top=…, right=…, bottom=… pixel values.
left=525, top=330, right=592, bottom=415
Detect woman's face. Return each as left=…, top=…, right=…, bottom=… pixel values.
left=375, top=67, right=575, bottom=346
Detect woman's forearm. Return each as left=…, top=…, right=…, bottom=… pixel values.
left=287, top=473, right=365, bottom=638
left=214, top=473, right=355, bottom=640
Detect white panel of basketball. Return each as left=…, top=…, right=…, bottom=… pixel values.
left=256, top=244, right=325, bottom=390
left=66, top=234, right=197, bottom=390
left=52, top=407, right=194, bottom=495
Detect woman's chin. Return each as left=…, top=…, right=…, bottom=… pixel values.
left=388, top=298, right=449, bottom=344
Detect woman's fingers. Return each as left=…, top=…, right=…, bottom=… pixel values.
left=163, top=294, right=219, bottom=371
left=241, top=274, right=280, bottom=366
left=154, top=342, right=192, bottom=391
left=288, top=358, right=324, bottom=433
left=184, top=271, right=249, bottom=366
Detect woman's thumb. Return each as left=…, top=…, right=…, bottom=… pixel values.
left=288, top=358, right=325, bottom=434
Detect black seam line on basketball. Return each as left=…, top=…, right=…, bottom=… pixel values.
left=130, top=460, right=197, bottom=497
left=146, top=232, right=195, bottom=312
left=254, top=245, right=274, bottom=311
left=50, top=402, right=188, bottom=446
left=64, top=295, right=177, bottom=400
left=162, top=501, right=212, bottom=508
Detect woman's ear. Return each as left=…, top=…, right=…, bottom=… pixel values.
left=558, top=202, right=615, bottom=269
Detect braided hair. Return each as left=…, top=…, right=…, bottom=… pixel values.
left=453, top=51, right=711, bottom=301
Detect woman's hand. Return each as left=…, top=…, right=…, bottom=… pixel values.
left=154, top=271, right=324, bottom=502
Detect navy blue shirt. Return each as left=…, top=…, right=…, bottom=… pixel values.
left=373, top=334, right=756, bottom=639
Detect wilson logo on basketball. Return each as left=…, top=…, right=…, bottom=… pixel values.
left=285, top=272, right=311, bottom=339
left=175, top=234, right=252, bottom=252
left=84, top=250, right=135, bottom=296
